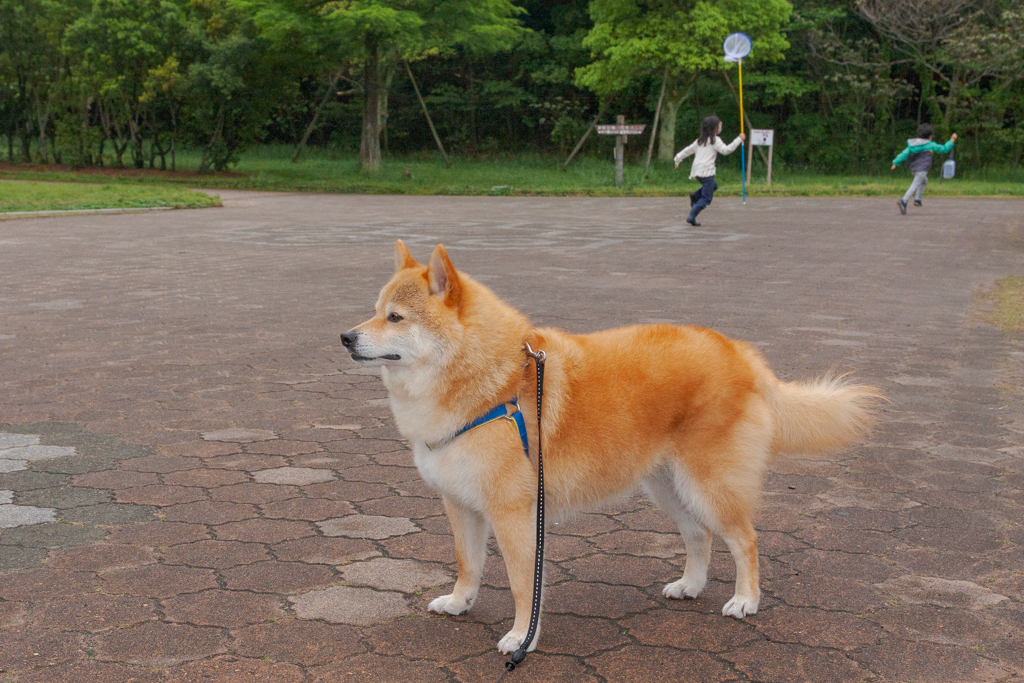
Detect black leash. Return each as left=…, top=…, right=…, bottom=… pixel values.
left=500, top=342, right=546, bottom=680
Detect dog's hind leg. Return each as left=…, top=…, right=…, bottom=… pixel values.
left=428, top=496, right=488, bottom=616
left=672, top=466, right=763, bottom=618
left=642, top=466, right=712, bottom=600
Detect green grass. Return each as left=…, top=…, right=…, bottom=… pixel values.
left=1, top=145, right=1022, bottom=198
left=0, top=179, right=220, bottom=213
left=982, top=278, right=1024, bottom=333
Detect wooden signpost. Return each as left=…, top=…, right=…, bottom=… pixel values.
left=597, top=115, right=646, bottom=186
left=746, top=128, right=775, bottom=188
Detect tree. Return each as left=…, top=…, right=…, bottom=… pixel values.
left=140, top=55, right=187, bottom=169
left=323, top=0, right=525, bottom=172
left=64, top=0, right=185, bottom=167
left=576, top=0, right=792, bottom=161
left=798, top=1, right=915, bottom=165
left=0, top=0, right=47, bottom=161
left=181, top=0, right=314, bottom=172
left=0, top=0, right=86, bottom=163
left=857, top=0, right=1024, bottom=133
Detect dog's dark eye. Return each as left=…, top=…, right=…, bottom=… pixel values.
left=387, top=312, right=404, bottom=323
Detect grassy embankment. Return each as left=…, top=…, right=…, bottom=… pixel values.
left=0, top=179, right=219, bottom=214
left=983, top=278, right=1024, bottom=333
left=1, top=145, right=1022, bottom=198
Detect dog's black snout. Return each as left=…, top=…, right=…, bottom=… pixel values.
left=340, top=331, right=358, bottom=348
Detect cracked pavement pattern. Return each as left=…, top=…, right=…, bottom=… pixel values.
left=1, top=191, right=1023, bottom=682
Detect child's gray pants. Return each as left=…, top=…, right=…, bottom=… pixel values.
left=903, top=171, right=928, bottom=202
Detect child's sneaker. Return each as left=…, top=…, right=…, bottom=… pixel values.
left=913, top=199, right=922, bottom=207
left=898, top=199, right=907, bottom=215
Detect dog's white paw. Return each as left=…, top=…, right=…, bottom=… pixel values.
left=427, top=593, right=474, bottom=616
left=722, top=594, right=759, bottom=618
left=662, top=576, right=706, bottom=600
left=497, top=631, right=525, bottom=654
left=497, top=629, right=537, bottom=654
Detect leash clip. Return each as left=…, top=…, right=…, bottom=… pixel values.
left=524, top=341, right=546, bottom=362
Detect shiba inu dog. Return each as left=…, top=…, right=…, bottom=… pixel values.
left=341, top=240, right=880, bottom=654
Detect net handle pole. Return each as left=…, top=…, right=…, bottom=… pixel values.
left=739, top=58, right=746, bottom=205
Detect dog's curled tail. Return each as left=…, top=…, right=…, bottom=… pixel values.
left=765, top=374, right=882, bottom=457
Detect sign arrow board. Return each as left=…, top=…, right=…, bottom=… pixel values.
left=597, top=125, right=646, bottom=135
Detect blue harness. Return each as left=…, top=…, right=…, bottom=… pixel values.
left=426, top=396, right=530, bottom=456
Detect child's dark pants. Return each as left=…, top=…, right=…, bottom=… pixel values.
left=688, top=176, right=718, bottom=220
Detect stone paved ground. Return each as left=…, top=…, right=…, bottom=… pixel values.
left=1, top=192, right=1023, bottom=682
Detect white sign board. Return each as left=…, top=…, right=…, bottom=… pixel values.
left=747, top=130, right=776, bottom=188
left=750, top=129, right=774, bottom=146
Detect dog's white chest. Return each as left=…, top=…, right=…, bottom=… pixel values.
left=412, top=444, right=485, bottom=511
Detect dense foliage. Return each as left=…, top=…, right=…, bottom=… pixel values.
left=1, top=0, right=1021, bottom=172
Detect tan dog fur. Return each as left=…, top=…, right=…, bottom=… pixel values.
left=342, top=241, right=881, bottom=654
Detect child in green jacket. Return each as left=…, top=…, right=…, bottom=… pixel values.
left=890, top=123, right=957, bottom=214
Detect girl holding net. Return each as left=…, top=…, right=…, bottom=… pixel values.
left=674, top=115, right=746, bottom=226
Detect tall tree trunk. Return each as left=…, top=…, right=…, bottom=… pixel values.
left=36, top=68, right=63, bottom=164
left=380, top=64, right=395, bottom=156
left=359, top=33, right=382, bottom=172
left=22, top=116, right=32, bottom=162
left=921, top=68, right=929, bottom=126
left=99, top=102, right=129, bottom=168
left=35, top=101, right=51, bottom=164
left=643, top=68, right=669, bottom=178
left=199, top=103, right=225, bottom=173
left=658, top=97, right=682, bottom=162
left=127, top=98, right=144, bottom=168
left=18, top=77, right=31, bottom=162
left=80, top=96, right=91, bottom=165
left=658, top=72, right=697, bottom=162
left=942, top=71, right=961, bottom=139
left=917, top=64, right=943, bottom=126
left=150, top=110, right=168, bottom=171
left=171, top=107, right=177, bottom=172
left=467, top=60, right=476, bottom=154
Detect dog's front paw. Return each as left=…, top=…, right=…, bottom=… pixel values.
left=427, top=593, right=474, bottom=616
left=722, top=594, right=759, bottom=618
left=662, top=576, right=706, bottom=600
left=497, top=629, right=537, bottom=654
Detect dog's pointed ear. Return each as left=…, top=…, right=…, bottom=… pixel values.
left=394, top=239, right=419, bottom=272
left=427, top=245, right=461, bottom=305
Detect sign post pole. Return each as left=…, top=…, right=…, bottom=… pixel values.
left=615, top=115, right=625, bottom=187
left=746, top=130, right=753, bottom=187
left=596, top=118, right=646, bottom=187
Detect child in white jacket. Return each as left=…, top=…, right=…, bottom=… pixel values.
left=674, top=115, right=745, bottom=226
